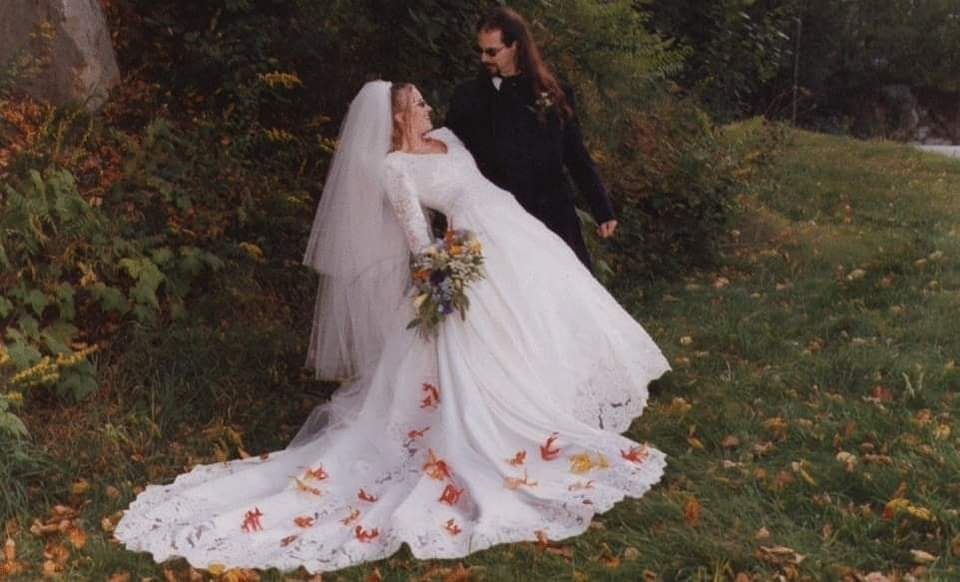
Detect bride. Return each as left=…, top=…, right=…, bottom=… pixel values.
left=114, top=80, right=670, bottom=574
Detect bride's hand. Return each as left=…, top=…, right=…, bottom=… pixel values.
left=596, top=219, right=618, bottom=238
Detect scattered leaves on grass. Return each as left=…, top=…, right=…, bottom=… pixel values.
left=882, top=498, right=933, bottom=522
left=910, top=549, right=936, bottom=564
left=757, top=544, right=806, bottom=565
left=67, top=527, right=86, bottom=549
left=682, top=496, right=701, bottom=526
left=721, top=435, right=740, bottom=448
left=666, top=397, right=692, bottom=416
left=764, top=417, right=788, bottom=439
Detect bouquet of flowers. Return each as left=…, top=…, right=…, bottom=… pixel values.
left=407, top=229, right=486, bottom=339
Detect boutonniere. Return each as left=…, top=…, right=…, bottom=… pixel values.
left=526, top=91, right=554, bottom=124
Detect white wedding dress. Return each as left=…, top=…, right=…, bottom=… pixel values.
left=115, top=128, right=671, bottom=573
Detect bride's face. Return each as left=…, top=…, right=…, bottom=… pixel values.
left=405, top=87, right=434, bottom=136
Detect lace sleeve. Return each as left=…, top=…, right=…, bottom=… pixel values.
left=383, top=158, right=433, bottom=252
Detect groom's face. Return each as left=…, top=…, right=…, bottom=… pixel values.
left=477, top=29, right=518, bottom=77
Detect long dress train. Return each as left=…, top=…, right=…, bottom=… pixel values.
left=114, top=128, right=671, bottom=573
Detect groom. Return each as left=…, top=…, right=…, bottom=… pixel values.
left=446, top=6, right=617, bottom=270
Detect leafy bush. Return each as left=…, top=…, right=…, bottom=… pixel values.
left=644, top=0, right=796, bottom=122
left=0, top=158, right=231, bottom=421
left=603, top=97, right=741, bottom=278
left=521, top=0, right=685, bottom=145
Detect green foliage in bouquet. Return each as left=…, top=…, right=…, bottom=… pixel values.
left=407, top=230, right=486, bottom=339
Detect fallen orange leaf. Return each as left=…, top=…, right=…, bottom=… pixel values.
left=682, top=497, right=701, bottom=526
left=67, top=527, right=87, bottom=549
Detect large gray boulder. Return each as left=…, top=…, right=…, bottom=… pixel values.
left=0, top=0, right=120, bottom=110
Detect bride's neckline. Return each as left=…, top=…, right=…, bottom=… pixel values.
left=393, top=130, right=451, bottom=157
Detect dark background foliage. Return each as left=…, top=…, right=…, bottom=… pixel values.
left=644, top=0, right=960, bottom=133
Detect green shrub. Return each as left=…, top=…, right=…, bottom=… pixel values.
left=0, top=144, right=224, bottom=437
left=603, top=97, right=741, bottom=278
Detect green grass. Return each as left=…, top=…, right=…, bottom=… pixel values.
left=5, top=122, right=960, bottom=580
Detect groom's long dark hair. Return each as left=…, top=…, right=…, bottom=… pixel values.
left=477, top=7, right=573, bottom=123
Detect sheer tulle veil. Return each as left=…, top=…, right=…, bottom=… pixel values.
left=302, top=80, right=409, bottom=386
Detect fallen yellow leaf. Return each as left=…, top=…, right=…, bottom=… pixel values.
left=666, top=397, right=692, bottom=415
left=222, top=568, right=262, bottom=582
left=790, top=461, right=816, bottom=485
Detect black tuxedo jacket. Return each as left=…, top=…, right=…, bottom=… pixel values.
left=445, top=74, right=614, bottom=269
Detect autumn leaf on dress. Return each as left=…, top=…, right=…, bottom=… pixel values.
left=354, top=525, right=379, bottom=542
left=303, top=466, right=328, bottom=480
left=340, top=507, right=361, bottom=526
left=504, top=469, right=539, bottom=490
left=540, top=433, right=561, bottom=460
left=621, top=445, right=649, bottom=463
left=423, top=448, right=453, bottom=481
left=444, top=519, right=462, bottom=535
left=568, top=452, right=610, bottom=474
left=404, top=426, right=430, bottom=446
left=438, top=483, right=464, bottom=505
left=240, top=508, right=264, bottom=532
left=506, top=450, right=526, bottom=466
left=293, top=477, right=323, bottom=496
left=357, top=488, right=378, bottom=503
left=420, top=383, right=440, bottom=409
left=293, top=515, right=316, bottom=528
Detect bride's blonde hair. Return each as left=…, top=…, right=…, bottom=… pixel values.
left=390, top=82, right=415, bottom=151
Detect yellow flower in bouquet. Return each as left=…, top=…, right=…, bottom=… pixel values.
left=407, top=229, right=486, bottom=339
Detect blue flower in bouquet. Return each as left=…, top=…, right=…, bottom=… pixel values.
left=430, top=269, right=448, bottom=285
left=406, top=229, right=486, bottom=339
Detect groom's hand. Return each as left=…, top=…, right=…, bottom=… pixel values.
left=596, top=219, right=618, bottom=238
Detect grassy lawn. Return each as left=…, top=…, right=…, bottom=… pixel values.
left=4, top=122, right=959, bottom=580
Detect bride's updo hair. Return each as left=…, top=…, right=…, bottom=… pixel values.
left=390, top=82, right=416, bottom=151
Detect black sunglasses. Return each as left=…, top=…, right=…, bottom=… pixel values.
left=476, top=45, right=506, bottom=57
